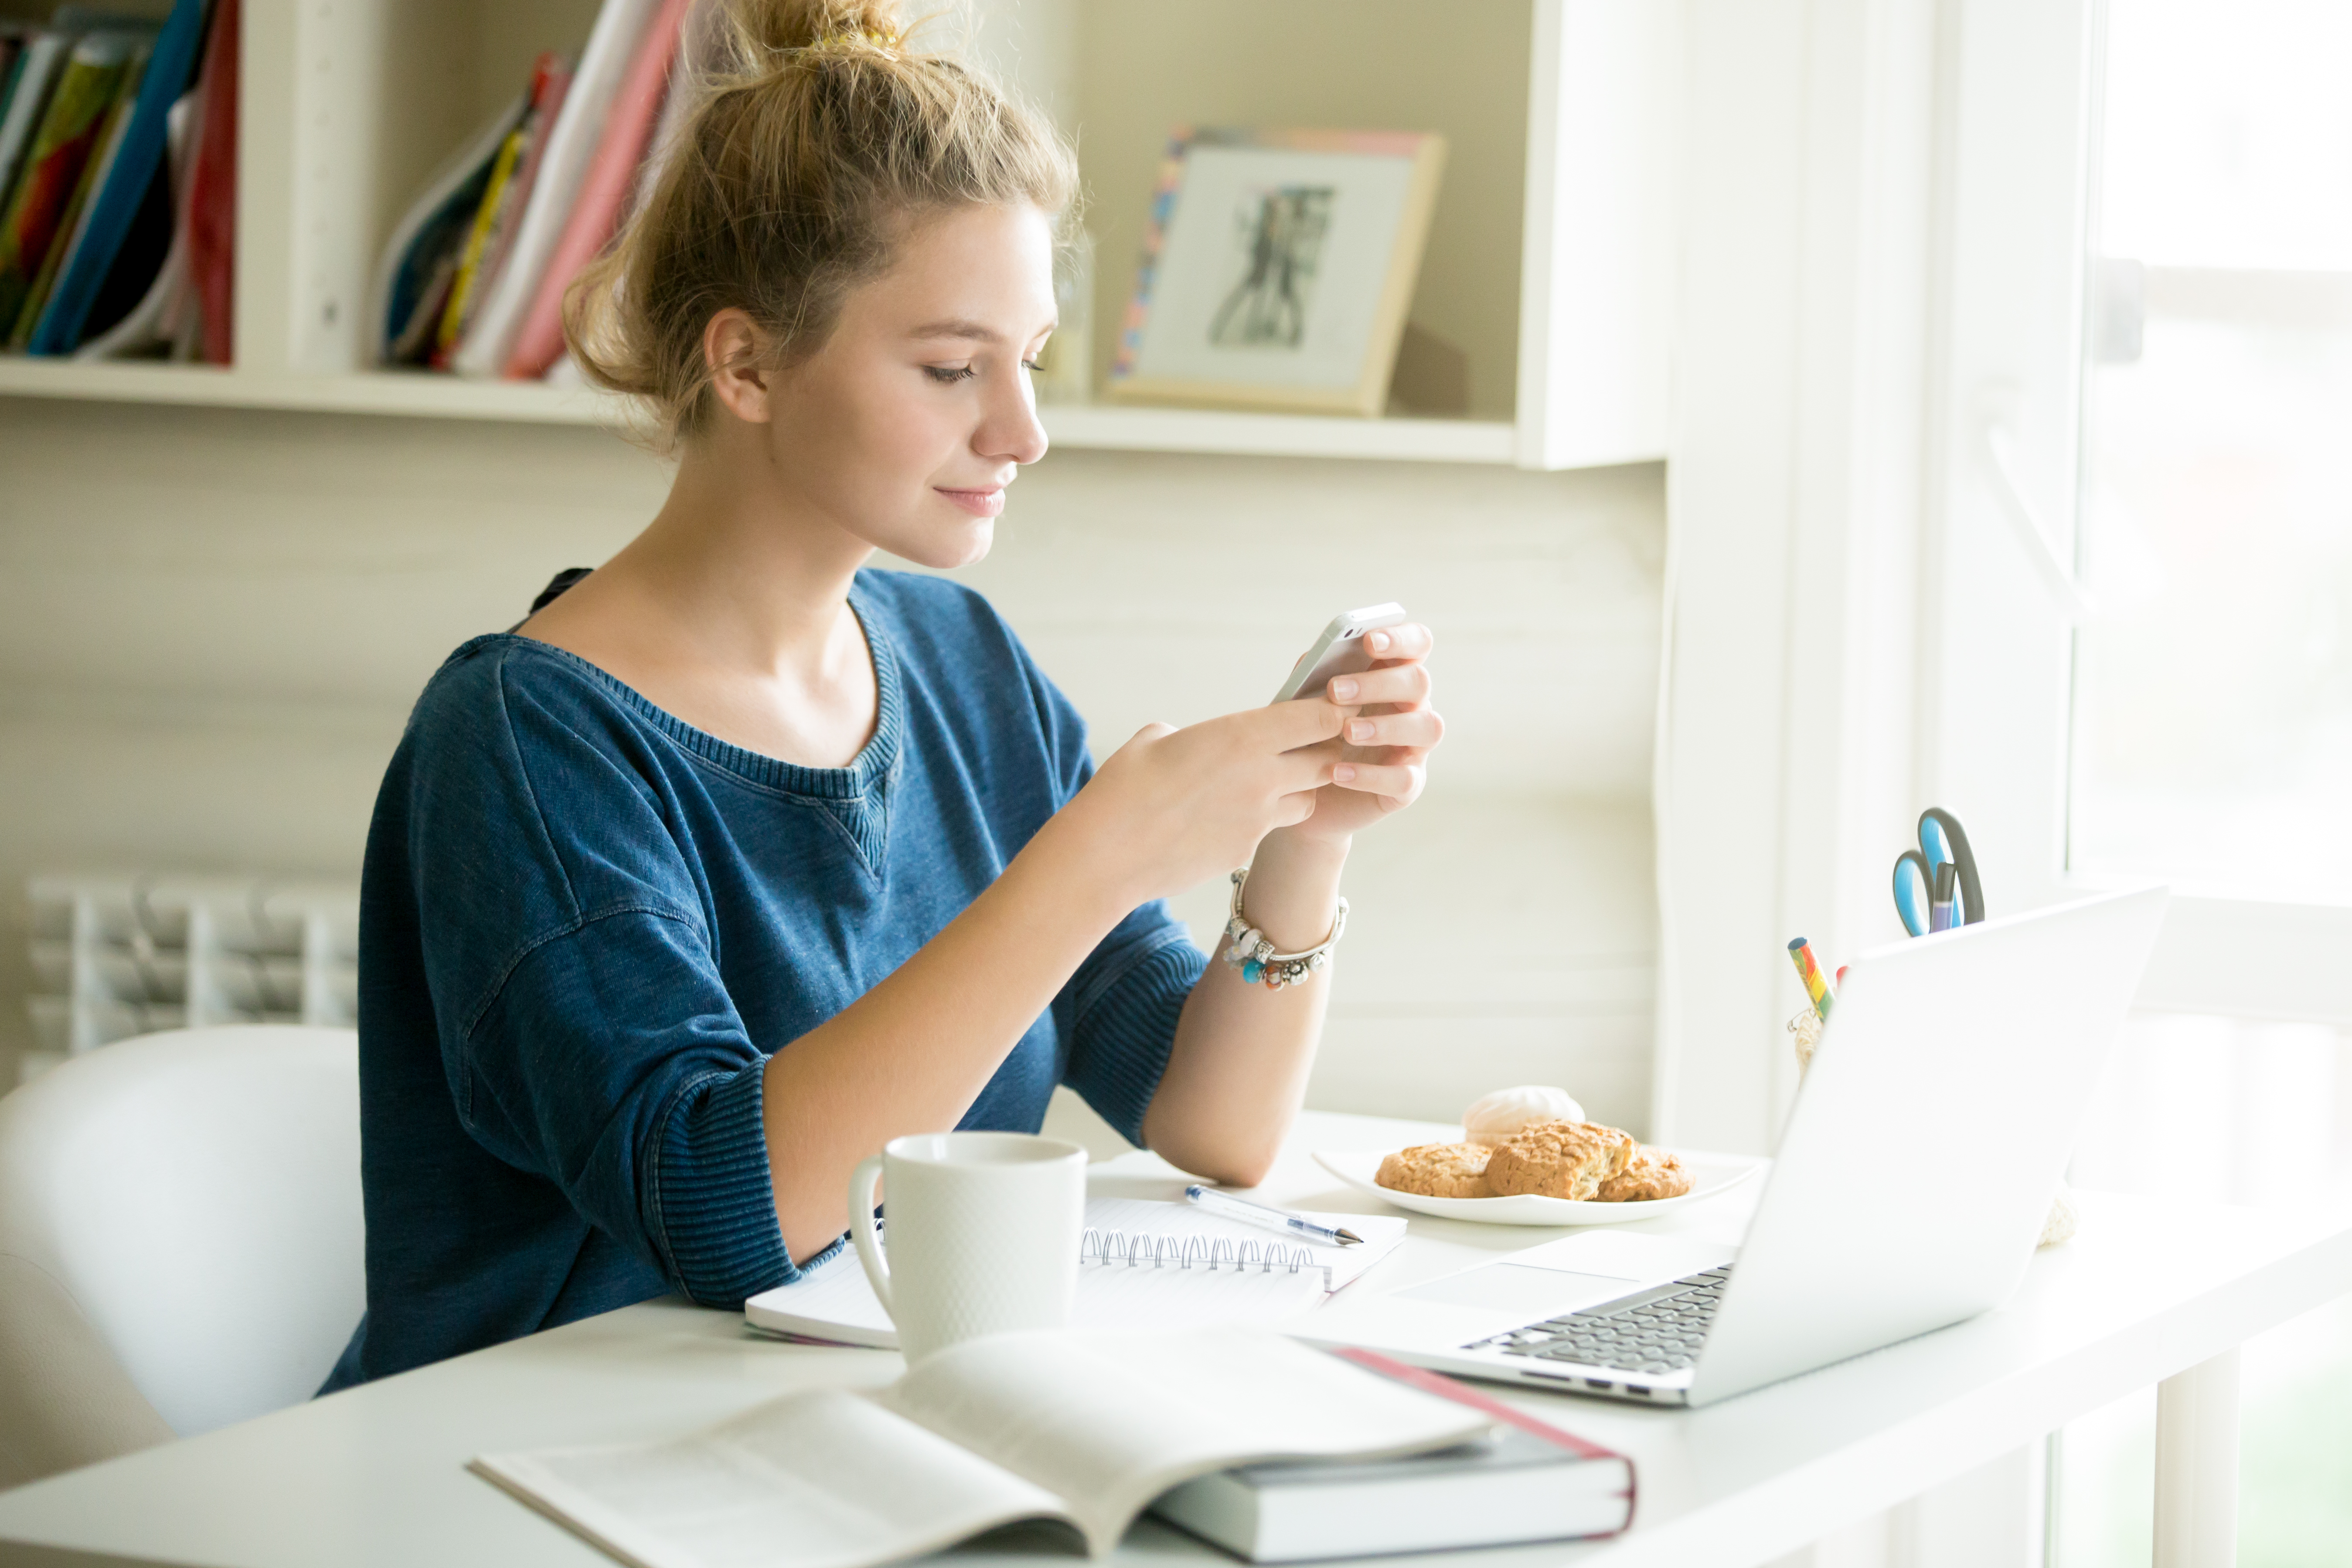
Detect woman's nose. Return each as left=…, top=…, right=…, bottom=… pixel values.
left=976, top=366, right=1049, bottom=466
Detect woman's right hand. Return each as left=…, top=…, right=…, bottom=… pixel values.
left=1053, top=700, right=1348, bottom=906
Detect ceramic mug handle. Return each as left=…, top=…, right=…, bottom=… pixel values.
left=848, top=1154, right=892, bottom=1319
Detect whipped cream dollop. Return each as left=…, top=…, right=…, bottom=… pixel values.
left=1461, top=1085, right=1586, bottom=1146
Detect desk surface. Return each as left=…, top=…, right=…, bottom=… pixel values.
left=1, top=1110, right=2348, bottom=1568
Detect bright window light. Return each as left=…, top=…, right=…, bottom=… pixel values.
left=2070, top=0, right=2352, bottom=900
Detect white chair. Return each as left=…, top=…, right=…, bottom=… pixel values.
left=0, top=1027, right=364, bottom=1489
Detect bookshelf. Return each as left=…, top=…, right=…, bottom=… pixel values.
left=0, top=0, right=1675, bottom=471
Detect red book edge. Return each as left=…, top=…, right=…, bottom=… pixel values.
left=186, top=0, right=236, bottom=364
left=500, top=0, right=690, bottom=380
left=1331, top=1347, right=1637, bottom=1529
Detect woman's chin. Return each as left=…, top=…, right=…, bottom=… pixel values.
left=885, top=517, right=995, bottom=571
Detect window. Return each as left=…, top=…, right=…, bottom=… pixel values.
left=2071, top=0, right=2352, bottom=902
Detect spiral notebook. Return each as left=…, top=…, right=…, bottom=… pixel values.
left=745, top=1198, right=1407, bottom=1350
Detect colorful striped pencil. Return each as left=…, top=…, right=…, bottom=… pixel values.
left=1787, top=937, right=1835, bottom=1020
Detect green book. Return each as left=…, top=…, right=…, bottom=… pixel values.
left=11, top=37, right=146, bottom=346
left=0, top=29, right=133, bottom=333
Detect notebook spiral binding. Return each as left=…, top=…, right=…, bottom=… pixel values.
left=1079, top=1229, right=1321, bottom=1275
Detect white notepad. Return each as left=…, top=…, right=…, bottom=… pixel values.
left=745, top=1198, right=1406, bottom=1350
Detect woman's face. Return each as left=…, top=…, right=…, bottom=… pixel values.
left=748, top=202, right=1059, bottom=569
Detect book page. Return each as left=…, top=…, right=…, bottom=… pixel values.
left=473, top=1387, right=1075, bottom=1568
left=878, top=1328, right=1489, bottom=1554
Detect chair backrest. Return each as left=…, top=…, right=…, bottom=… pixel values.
left=0, top=1027, right=364, bottom=1485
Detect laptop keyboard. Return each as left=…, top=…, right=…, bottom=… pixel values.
left=1462, top=1267, right=1732, bottom=1374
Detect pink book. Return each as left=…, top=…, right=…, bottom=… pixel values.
left=501, top=0, right=690, bottom=379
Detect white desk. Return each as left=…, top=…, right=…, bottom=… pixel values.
left=0, top=1110, right=2346, bottom=1568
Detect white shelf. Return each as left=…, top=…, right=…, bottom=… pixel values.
left=0, top=360, right=1526, bottom=463
left=0, top=1, right=1677, bottom=473
left=0, top=361, right=620, bottom=423
left=1042, top=404, right=1515, bottom=464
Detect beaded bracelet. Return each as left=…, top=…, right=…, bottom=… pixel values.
left=1220, top=867, right=1348, bottom=990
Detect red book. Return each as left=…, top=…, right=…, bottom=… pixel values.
left=186, top=0, right=235, bottom=364
left=499, top=0, right=689, bottom=380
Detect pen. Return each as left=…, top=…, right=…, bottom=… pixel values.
left=1184, top=1184, right=1364, bottom=1246
left=1929, top=861, right=1959, bottom=932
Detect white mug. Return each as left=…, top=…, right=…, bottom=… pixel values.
left=848, top=1131, right=1087, bottom=1363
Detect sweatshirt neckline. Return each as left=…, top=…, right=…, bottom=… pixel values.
left=486, top=588, right=902, bottom=801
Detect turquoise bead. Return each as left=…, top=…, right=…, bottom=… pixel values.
left=1242, top=959, right=1263, bottom=983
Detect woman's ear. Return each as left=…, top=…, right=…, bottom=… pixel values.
left=703, top=309, right=774, bottom=424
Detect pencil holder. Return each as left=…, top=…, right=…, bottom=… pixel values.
left=1788, top=1006, right=2076, bottom=1247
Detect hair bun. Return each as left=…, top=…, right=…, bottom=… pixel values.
left=734, top=0, right=906, bottom=57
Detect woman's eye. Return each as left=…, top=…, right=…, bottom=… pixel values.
left=924, top=364, right=977, bottom=384
left=1020, top=358, right=1042, bottom=373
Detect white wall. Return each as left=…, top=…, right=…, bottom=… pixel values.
left=0, top=400, right=1664, bottom=1131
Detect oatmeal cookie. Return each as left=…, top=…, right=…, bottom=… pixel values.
left=1595, top=1145, right=1690, bottom=1202
left=1483, top=1120, right=1637, bottom=1200
left=1374, top=1141, right=1494, bottom=1198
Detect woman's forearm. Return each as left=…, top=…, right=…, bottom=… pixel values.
left=756, top=810, right=1136, bottom=1260
left=1140, top=827, right=1349, bottom=1186
left=755, top=701, right=1345, bottom=1261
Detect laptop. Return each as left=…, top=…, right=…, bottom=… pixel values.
left=1294, top=886, right=2168, bottom=1408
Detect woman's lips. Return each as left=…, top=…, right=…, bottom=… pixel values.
left=935, top=486, right=1005, bottom=517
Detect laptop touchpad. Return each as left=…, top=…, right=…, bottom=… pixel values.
left=1398, top=1264, right=1635, bottom=1319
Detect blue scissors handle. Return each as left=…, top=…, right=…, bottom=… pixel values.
left=1892, top=850, right=1934, bottom=937
left=1892, top=808, right=1984, bottom=935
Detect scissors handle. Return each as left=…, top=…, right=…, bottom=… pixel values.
left=1892, top=850, right=1933, bottom=937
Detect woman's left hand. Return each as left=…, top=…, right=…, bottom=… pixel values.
left=1283, top=622, right=1442, bottom=844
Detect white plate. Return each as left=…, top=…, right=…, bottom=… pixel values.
left=1312, top=1147, right=1765, bottom=1226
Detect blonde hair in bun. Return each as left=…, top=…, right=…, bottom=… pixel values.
left=564, top=0, right=1079, bottom=447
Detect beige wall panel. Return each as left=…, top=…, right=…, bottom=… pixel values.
left=0, top=401, right=1656, bottom=1122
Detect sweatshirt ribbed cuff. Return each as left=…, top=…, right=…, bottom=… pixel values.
left=646, top=1055, right=792, bottom=1307
left=1069, top=935, right=1205, bottom=1145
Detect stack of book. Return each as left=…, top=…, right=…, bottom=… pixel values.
left=374, top=0, right=694, bottom=381
left=0, top=0, right=236, bottom=363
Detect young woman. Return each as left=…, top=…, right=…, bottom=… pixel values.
left=324, top=0, right=1441, bottom=1389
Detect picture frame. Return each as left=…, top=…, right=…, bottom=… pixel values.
left=1105, top=128, right=1448, bottom=418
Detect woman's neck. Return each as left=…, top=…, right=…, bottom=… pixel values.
left=515, top=441, right=883, bottom=767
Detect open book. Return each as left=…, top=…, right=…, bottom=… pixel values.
left=473, top=1328, right=1491, bottom=1568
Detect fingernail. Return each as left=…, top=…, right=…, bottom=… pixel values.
left=1334, top=763, right=1357, bottom=783
left=1368, top=630, right=1390, bottom=653
left=1348, top=719, right=1374, bottom=742
left=1330, top=678, right=1358, bottom=701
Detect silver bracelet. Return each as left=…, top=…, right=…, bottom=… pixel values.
left=1221, top=867, right=1348, bottom=990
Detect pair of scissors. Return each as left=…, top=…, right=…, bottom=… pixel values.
left=1893, top=807, right=1984, bottom=935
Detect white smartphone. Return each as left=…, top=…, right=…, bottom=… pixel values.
left=1271, top=603, right=1409, bottom=703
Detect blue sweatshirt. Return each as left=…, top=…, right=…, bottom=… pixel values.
left=322, top=571, right=1202, bottom=1390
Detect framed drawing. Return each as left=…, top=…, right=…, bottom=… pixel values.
left=1105, top=128, right=1448, bottom=418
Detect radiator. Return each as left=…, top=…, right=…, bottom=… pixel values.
left=23, top=873, right=359, bottom=1083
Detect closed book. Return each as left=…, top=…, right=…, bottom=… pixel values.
left=25, top=0, right=208, bottom=353
left=462, top=51, right=573, bottom=343
left=1152, top=1350, right=1635, bottom=1560
left=17, top=36, right=149, bottom=347
left=0, top=33, right=68, bottom=218
left=366, top=95, right=523, bottom=366
left=448, top=0, right=660, bottom=378
left=500, top=0, right=690, bottom=379
left=427, top=113, right=531, bottom=363
left=0, top=29, right=133, bottom=332
left=184, top=0, right=232, bottom=362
